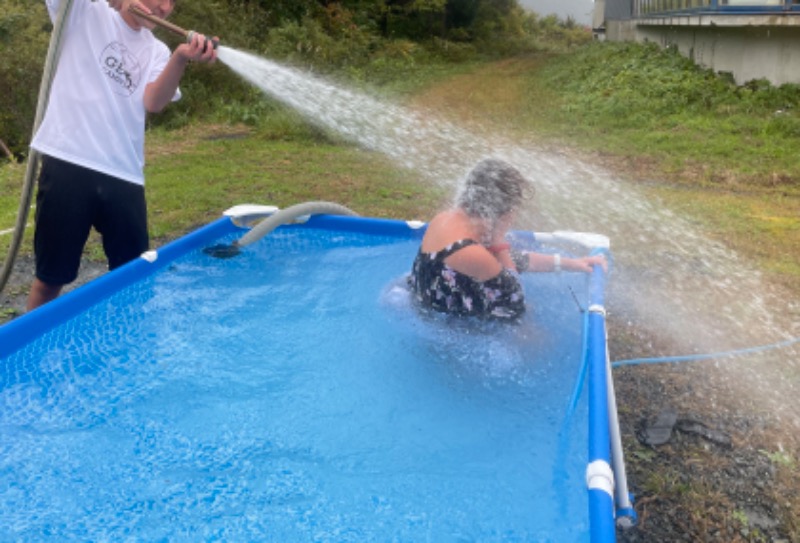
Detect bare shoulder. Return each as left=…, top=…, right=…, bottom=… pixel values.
left=421, top=210, right=474, bottom=252
left=426, top=210, right=464, bottom=230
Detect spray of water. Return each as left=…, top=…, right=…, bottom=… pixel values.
left=216, top=46, right=799, bottom=435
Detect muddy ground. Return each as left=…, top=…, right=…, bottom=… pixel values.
left=610, top=335, right=800, bottom=542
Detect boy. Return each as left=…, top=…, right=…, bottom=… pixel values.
left=27, top=0, right=217, bottom=310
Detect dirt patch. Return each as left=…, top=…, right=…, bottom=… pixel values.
left=613, top=365, right=799, bottom=542
left=608, top=318, right=800, bottom=542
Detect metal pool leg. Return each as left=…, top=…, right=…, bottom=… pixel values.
left=606, top=345, right=637, bottom=528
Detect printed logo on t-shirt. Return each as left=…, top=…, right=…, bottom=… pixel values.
left=99, top=42, right=142, bottom=96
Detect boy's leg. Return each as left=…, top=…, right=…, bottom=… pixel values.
left=96, top=177, right=148, bottom=270
left=27, top=279, right=63, bottom=311
left=27, top=156, right=97, bottom=311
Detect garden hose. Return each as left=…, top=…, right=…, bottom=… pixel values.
left=612, top=335, right=800, bottom=368
left=203, top=201, right=359, bottom=258
left=128, top=6, right=219, bottom=51
left=0, top=0, right=75, bottom=295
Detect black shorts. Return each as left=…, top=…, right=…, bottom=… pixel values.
left=34, top=156, right=149, bottom=285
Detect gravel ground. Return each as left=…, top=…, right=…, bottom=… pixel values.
left=609, top=319, right=799, bottom=542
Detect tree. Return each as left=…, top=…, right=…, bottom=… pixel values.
left=0, top=0, right=50, bottom=157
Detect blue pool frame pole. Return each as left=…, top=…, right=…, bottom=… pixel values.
left=586, top=261, right=636, bottom=542
left=586, top=266, right=615, bottom=542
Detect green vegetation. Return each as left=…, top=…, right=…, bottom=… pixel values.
left=2, top=1, right=798, bottom=295
left=533, top=41, right=800, bottom=190
left=761, top=448, right=796, bottom=469
left=0, top=0, right=50, bottom=159
left=0, top=0, right=590, bottom=156
left=1, top=2, right=798, bottom=293
left=525, top=41, right=800, bottom=292
left=0, top=0, right=591, bottom=262
left=142, top=124, right=447, bottom=241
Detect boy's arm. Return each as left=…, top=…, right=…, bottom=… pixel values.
left=143, top=33, right=217, bottom=113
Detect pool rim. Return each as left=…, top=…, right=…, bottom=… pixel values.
left=0, top=210, right=623, bottom=542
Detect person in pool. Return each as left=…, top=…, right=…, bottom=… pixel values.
left=408, top=158, right=607, bottom=321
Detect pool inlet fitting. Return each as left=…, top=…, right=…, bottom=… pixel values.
left=129, top=6, right=219, bottom=50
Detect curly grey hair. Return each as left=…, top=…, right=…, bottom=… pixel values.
left=455, top=158, right=532, bottom=221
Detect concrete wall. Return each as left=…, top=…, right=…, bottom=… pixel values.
left=604, top=16, right=800, bottom=85
left=599, top=0, right=633, bottom=20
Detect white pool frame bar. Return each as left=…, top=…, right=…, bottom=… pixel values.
left=0, top=204, right=636, bottom=541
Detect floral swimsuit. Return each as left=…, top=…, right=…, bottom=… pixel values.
left=408, top=239, right=526, bottom=321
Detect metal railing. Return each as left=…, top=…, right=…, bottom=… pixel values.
left=634, top=0, right=800, bottom=16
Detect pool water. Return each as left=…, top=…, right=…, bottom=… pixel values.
left=0, top=227, right=591, bottom=542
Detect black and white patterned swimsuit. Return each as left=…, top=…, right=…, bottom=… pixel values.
left=408, top=239, right=526, bottom=321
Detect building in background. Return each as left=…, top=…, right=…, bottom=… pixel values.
left=593, top=1, right=800, bottom=85
left=519, top=0, right=594, bottom=25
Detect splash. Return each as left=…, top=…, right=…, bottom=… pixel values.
left=217, top=46, right=799, bottom=432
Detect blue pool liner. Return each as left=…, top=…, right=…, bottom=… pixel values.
left=0, top=212, right=624, bottom=541
left=0, top=215, right=426, bottom=359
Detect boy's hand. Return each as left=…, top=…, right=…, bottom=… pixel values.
left=178, top=32, right=218, bottom=64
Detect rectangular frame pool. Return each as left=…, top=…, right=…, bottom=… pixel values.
left=0, top=206, right=626, bottom=542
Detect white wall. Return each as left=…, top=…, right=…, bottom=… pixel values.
left=606, top=18, right=800, bottom=85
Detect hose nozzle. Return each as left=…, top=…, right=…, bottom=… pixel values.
left=128, top=6, right=218, bottom=50
left=186, top=30, right=219, bottom=51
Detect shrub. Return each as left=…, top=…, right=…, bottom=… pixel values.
left=0, top=0, right=50, bottom=157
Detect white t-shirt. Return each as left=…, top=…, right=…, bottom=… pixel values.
left=31, top=0, right=178, bottom=185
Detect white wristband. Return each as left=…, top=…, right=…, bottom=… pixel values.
left=553, top=253, right=561, bottom=272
